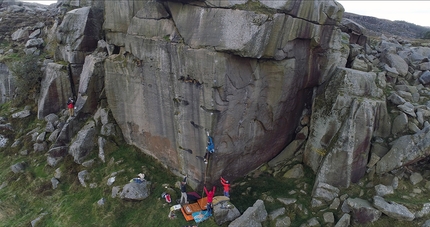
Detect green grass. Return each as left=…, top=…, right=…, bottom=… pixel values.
left=0, top=137, right=224, bottom=227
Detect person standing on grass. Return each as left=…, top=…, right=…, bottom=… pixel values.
left=220, top=176, right=230, bottom=198
left=203, top=185, right=216, bottom=214
left=180, top=175, right=188, bottom=204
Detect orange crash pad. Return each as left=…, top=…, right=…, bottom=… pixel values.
left=182, top=202, right=202, bottom=215
left=197, top=197, right=208, bottom=210
left=180, top=207, right=194, bottom=221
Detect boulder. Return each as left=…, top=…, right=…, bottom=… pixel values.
left=98, top=137, right=106, bottom=163
left=11, top=27, right=29, bottom=41
left=0, top=135, right=8, bottom=148
left=25, top=38, right=44, bottom=48
left=33, top=141, right=47, bottom=152
left=11, top=162, right=26, bottom=173
left=37, top=63, right=70, bottom=119
left=376, top=124, right=430, bottom=174
left=68, top=121, right=96, bottom=164
left=345, top=197, right=381, bottom=224
left=94, top=107, right=110, bottom=126
left=419, top=70, right=430, bottom=85
left=340, top=18, right=368, bottom=46
left=78, top=170, right=89, bottom=187
left=423, top=220, right=430, bottom=227
left=277, top=198, right=297, bottom=206
left=275, top=216, right=291, bottom=227
left=374, top=184, right=394, bottom=197
left=313, top=182, right=340, bottom=203
left=387, top=92, right=406, bottom=105
left=29, top=29, right=41, bottom=39
left=51, top=177, right=60, bottom=189
left=283, top=164, right=304, bottom=179
left=268, top=139, right=305, bottom=167
left=323, top=212, right=335, bottom=224
left=30, top=213, right=47, bottom=227
left=74, top=54, right=106, bottom=117
left=46, top=146, right=68, bottom=167
left=391, top=112, right=408, bottom=135
left=213, top=201, right=241, bottom=225
left=407, top=47, right=430, bottom=63
left=373, top=196, right=415, bottom=221
left=420, top=62, right=430, bottom=71
left=12, top=109, right=31, bottom=118
left=48, top=129, right=61, bottom=143
left=334, top=214, right=351, bottom=227
left=410, top=172, right=424, bottom=185
left=305, top=67, right=390, bottom=188
left=56, top=7, right=103, bottom=64
left=119, top=181, right=151, bottom=200
left=269, top=207, right=285, bottom=220
left=381, top=52, right=409, bottom=76
left=416, top=203, right=430, bottom=218
left=397, top=102, right=416, bottom=117
left=228, top=199, right=267, bottom=227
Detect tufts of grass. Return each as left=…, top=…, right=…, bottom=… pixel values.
left=232, top=0, right=276, bottom=16
left=0, top=137, right=225, bottom=227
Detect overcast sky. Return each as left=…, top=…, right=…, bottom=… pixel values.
left=23, top=0, right=429, bottom=28
left=23, top=0, right=56, bottom=5
left=337, top=1, right=429, bottom=27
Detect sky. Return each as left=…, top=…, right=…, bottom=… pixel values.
left=337, top=1, right=430, bottom=27
left=23, top=0, right=429, bottom=28
left=23, top=0, right=56, bottom=5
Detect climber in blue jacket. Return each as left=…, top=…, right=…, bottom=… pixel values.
left=204, top=132, right=214, bottom=164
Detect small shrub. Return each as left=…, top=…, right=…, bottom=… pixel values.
left=423, top=31, right=430, bottom=39
left=8, top=54, right=43, bottom=106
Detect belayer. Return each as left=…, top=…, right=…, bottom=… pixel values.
left=220, top=176, right=230, bottom=198
left=203, top=185, right=216, bottom=214
left=180, top=175, right=188, bottom=204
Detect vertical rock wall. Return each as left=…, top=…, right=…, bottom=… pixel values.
left=304, top=68, right=391, bottom=189
left=102, top=0, right=347, bottom=187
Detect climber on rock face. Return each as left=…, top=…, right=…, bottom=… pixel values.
left=204, top=131, right=214, bottom=164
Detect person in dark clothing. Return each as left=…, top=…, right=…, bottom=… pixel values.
left=180, top=175, right=188, bottom=204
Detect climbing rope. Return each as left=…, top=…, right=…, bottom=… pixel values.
left=201, top=154, right=210, bottom=198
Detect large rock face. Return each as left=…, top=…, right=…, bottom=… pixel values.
left=103, top=0, right=347, bottom=186
left=56, top=6, right=103, bottom=64
left=304, top=67, right=391, bottom=188
left=37, top=63, right=71, bottom=119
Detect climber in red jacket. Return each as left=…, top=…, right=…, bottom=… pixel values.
left=220, top=176, right=230, bottom=198
left=67, top=97, right=75, bottom=117
left=203, top=185, right=216, bottom=214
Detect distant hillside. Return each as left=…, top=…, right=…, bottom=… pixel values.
left=343, top=12, right=430, bottom=39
